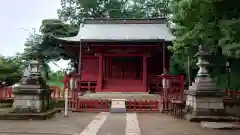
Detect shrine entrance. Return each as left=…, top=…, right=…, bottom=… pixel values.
left=102, top=56, right=145, bottom=92
left=104, top=56, right=142, bottom=80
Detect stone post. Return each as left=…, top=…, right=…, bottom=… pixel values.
left=185, top=45, right=227, bottom=122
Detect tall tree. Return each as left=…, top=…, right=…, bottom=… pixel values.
left=57, top=0, right=171, bottom=25
left=0, top=55, right=23, bottom=87
left=169, top=0, right=240, bottom=88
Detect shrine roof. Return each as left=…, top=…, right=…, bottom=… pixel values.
left=56, top=18, right=175, bottom=43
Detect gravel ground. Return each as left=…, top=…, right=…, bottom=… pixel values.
left=138, top=113, right=240, bottom=135
left=0, top=112, right=239, bottom=135
left=0, top=112, right=96, bottom=135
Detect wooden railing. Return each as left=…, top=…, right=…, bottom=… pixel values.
left=150, top=74, right=184, bottom=99
left=0, top=87, right=12, bottom=100
left=2, top=86, right=240, bottom=102
left=62, top=75, right=97, bottom=92
left=0, top=86, right=72, bottom=101
left=224, top=89, right=240, bottom=101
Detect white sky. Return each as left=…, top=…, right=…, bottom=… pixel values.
left=0, top=0, right=69, bottom=71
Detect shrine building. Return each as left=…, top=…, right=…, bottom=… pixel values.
left=57, top=18, right=174, bottom=93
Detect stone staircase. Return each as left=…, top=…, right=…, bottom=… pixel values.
left=79, top=92, right=161, bottom=100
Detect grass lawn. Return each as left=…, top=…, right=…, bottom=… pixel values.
left=46, top=80, right=64, bottom=89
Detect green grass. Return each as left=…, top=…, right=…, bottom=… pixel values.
left=46, top=80, right=64, bottom=89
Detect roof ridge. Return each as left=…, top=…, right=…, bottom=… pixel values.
left=83, top=18, right=167, bottom=24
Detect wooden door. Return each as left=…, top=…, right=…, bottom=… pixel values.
left=104, top=57, right=142, bottom=80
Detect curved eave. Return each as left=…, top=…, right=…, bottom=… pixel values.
left=55, top=36, right=173, bottom=43
left=54, top=19, right=175, bottom=44
left=54, top=36, right=81, bottom=44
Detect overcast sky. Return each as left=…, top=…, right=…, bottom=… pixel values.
left=0, top=0, right=69, bottom=71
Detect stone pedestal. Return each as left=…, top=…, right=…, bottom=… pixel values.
left=185, top=91, right=226, bottom=121
left=12, top=88, right=51, bottom=113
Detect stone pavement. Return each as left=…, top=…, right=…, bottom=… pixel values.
left=0, top=112, right=239, bottom=135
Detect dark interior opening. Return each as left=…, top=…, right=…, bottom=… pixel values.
left=104, top=56, right=142, bottom=80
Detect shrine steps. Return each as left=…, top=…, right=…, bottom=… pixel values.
left=79, top=92, right=161, bottom=100
left=102, top=79, right=145, bottom=92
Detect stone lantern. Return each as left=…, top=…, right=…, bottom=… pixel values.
left=185, top=45, right=226, bottom=121
left=12, top=48, right=52, bottom=113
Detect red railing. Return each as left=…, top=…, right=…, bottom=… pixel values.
left=0, top=86, right=71, bottom=100
left=151, top=74, right=184, bottom=100
left=70, top=98, right=111, bottom=112
left=0, top=87, right=12, bottom=100
left=1, top=87, right=240, bottom=113
left=62, top=75, right=97, bottom=92
left=126, top=99, right=160, bottom=112
left=1, top=77, right=240, bottom=113
left=2, top=87, right=240, bottom=102
left=68, top=91, right=161, bottom=112
left=224, top=89, right=240, bottom=101
left=151, top=74, right=184, bottom=112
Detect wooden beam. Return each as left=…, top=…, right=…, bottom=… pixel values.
left=90, top=44, right=160, bottom=47
left=162, top=43, right=166, bottom=73
left=78, top=42, right=82, bottom=78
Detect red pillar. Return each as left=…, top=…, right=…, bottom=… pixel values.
left=77, top=42, right=82, bottom=91
left=96, top=54, right=103, bottom=92
left=143, top=55, right=147, bottom=92
left=162, top=43, right=166, bottom=73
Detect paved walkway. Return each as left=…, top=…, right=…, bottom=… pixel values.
left=0, top=112, right=239, bottom=135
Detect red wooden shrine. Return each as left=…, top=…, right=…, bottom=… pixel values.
left=57, top=18, right=181, bottom=93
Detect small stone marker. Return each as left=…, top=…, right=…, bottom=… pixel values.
left=110, top=99, right=126, bottom=113
left=201, top=122, right=240, bottom=130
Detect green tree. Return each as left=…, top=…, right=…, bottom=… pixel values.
left=0, top=55, right=23, bottom=87
left=57, top=0, right=171, bottom=25
left=169, top=0, right=240, bottom=89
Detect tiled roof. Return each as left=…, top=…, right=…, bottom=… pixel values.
left=56, top=18, right=174, bottom=42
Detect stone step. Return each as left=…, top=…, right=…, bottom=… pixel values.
left=201, top=122, right=240, bottom=130
left=79, top=92, right=161, bottom=100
